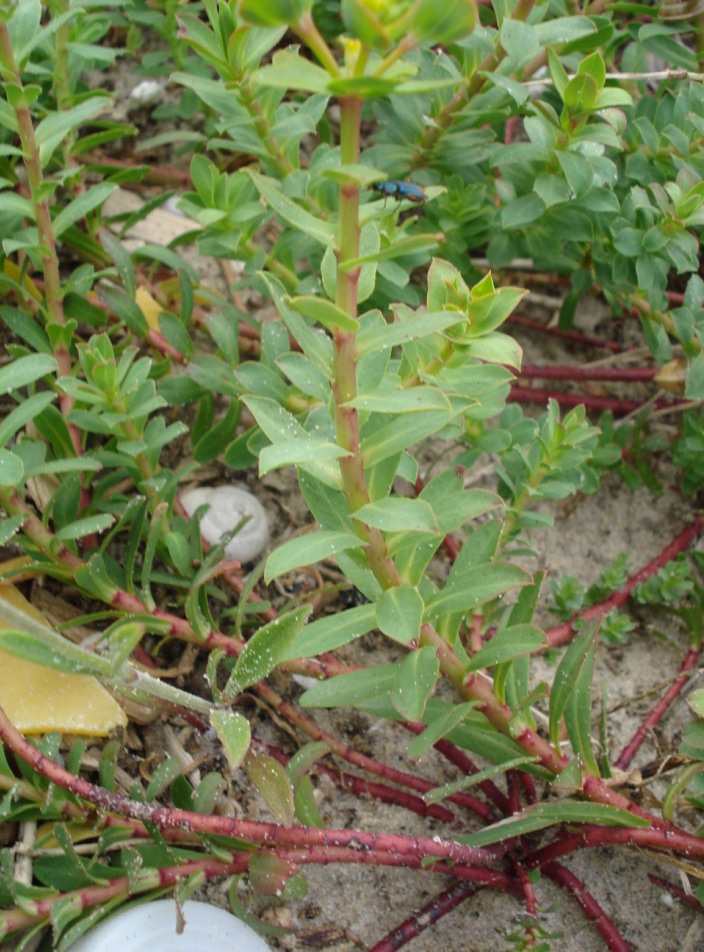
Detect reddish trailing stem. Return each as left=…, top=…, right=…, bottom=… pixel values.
left=254, top=685, right=495, bottom=821
left=0, top=856, right=251, bottom=937
left=507, top=314, right=624, bottom=352
left=367, top=881, right=479, bottom=951
left=543, top=862, right=630, bottom=952
left=648, top=874, right=704, bottom=911
left=546, top=514, right=704, bottom=648
left=519, top=365, right=656, bottom=382
left=0, top=703, right=500, bottom=868
left=527, top=820, right=704, bottom=866
left=260, top=742, right=465, bottom=828
left=409, top=726, right=512, bottom=815
left=510, top=384, right=671, bottom=414
left=615, top=644, right=703, bottom=770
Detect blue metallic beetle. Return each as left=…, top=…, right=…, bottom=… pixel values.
left=373, top=180, right=426, bottom=203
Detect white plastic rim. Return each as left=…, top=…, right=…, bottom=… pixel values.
left=68, top=899, right=272, bottom=952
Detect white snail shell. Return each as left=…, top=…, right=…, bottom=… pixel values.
left=180, top=485, right=270, bottom=563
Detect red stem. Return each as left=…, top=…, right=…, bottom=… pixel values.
left=515, top=863, right=538, bottom=915
left=543, top=862, right=630, bottom=952
left=277, top=846, right=512, bottom=884
left=260, top=742, right=464, bottom=828
left=519, top=365, right=656, bottom=382
left=436, top=740, right=511, bottom=814
left=0, top=856, right=252, bottom=936
left=528, top=820, right=704, bottom=866
left=367, top=881, right=479, bottom=952
left=510, top=384, right=670, bottom=414
left=402, top=724, right=510, bottom=815
left=648, top=874, right=704, bottom=911
left=546, top=514, right=704, bottom=648
left=507, top=314, right=624, bottom=352
left=614, top=644, right=703, bottom=770
left=0, top=704, right=501, bottom=867
left=255, top=688, right=495, bottom=821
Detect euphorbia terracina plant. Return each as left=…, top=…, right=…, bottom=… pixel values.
left=0, top=0, right=704, bottom=948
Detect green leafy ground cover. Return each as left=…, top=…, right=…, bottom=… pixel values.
left=0, top=0, right=704, bottom=948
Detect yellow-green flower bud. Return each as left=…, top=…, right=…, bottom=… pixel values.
left=236, top=0, right=312, bottom=28
left=406, top=0, right=477, bottom=43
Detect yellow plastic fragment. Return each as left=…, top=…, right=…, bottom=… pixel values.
left=0, top=585, right=127, bottom=736
left=135, top=286, right=162, bottom=331
left=654, top=357, right=687, bottom=395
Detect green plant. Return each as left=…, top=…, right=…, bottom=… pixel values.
left=0, top=0, right=704, bottom=949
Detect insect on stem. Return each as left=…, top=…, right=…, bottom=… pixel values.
left=373, top=179, right=426, bottom=203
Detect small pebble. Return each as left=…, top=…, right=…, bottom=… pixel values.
left=180, top=485, right=270, bottom=563
left=127, top=80, right=166, bottom=109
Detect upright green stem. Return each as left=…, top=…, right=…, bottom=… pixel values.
left=0, top=21, right=80, bottom=454
left=329, top=69, right=563, bottom=778
left=332, top=97, right=402, bottom=586
left=333, top=94, right=363, bottom=508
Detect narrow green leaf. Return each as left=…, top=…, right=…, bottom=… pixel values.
left=424, top=756, right=538, bottom=804
left=321, top=163, right=382, bottom=187
left=35, top=96, right=108, bottom=165
left=288, top=295, right=359, bottom=333
left=0, top=514, right=23, bottom=545
left=426, top=490, right=500, bottom=536
left=0, top=354, right=57, bottom=395
left=244, top=395, right=341, bottom=489
left=99, top=284, right=148, bottom=337
left=254, top=50, right=331, bottom=93
left=564, top=629, right=600, bottom=775
left=0, top=449, right=24, bottom=485
left=356, top=309, right=459, bottom=355
left=406, top=703, right=477, bottom=760
left=52, top=183, right=117, bottom=239
left=468, top=286, right=526, bottom=337
left=264, top=531, right=363, bottom=583
left=425, top=564, right=530, bottom=618
left=210, top=709, right=251, bottom=772
left=375, top=584, right=424, bottom=644
left=285, top=603, right=376, bottom=659
left=341, top=233, right=442, bottom=270
left=459, top=800, right=649, bottom=847
left=546, top=48, right=570, bottom=99
left=300, top=663, right=398, bottom=708
left=0, top=629, right=111, bottom=677
left=0, top=190, right=34, bottom=221
left=348, top=387, right=451, bottom=414
left=245, top=753, right=295, bottom=826
left=391, top=647, right=439, bottom=721
left=466, top=625, right=547, bottom=672
left=353, top=497, right=438, bottom=533
left=564, top=72, right=598, bottom=112
left=0, top=392, right=54, bottom=449
left=146, top=757, right=184, bottom=802
left=362, top=410, right=458, bottom=467
left=245, top=170, right=336, bottom=248
left=259, top=439, right=349, bottom=475
left=548, top=619, right=600, bottom=750
left=188, top=354, right=241, bottom=398
left=225, top=606, right=311, bottom=697
left=293, top=773, right=324, bottom=828
left=55, top=513, right=115, bottom=541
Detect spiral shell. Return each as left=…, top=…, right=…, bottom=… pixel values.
left=180, top=485, right=270, bottom=563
